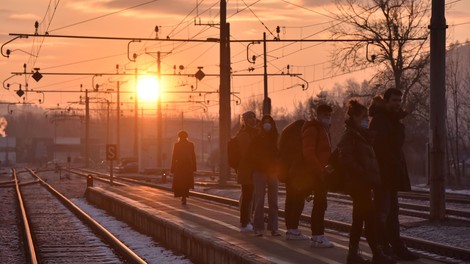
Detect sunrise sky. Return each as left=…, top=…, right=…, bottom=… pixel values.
left=1, top=0, right=469, bottom=118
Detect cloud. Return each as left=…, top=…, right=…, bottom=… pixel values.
left=10, top=13, right=42, bottom=20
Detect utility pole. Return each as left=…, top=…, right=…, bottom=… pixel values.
left=219, top=0, right=231, bottom=185
left=262, top=32, right=271, bottom=116
left=134, top=68, right=139, bottom=163
left=157, top=51, right=163, bottom=171
left=116, top=80, right=121, bottom=160
left=85, top=89, right=90, bottom=168
left=429, top=0, right=447, bottom=221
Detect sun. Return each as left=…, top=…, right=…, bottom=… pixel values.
left=137, top=75, right=159, bottom=102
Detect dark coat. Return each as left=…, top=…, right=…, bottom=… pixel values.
left=236, top=125, right=258, bottom=185
left=369, top=97, right=411, bottom=191
left=337, top=119, right=381, bottom=193
left=170, top=139, right=196, bottom=197
left=301, top=119, right=332, bottom=177
left=248, top=131, right=279, bottom=176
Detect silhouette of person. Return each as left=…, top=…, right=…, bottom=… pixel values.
left=171, top=130, right=196, bottom=205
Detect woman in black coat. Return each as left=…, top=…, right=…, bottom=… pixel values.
left=170, top=130, right=196, bottom=205
left=338, top=100, right=394, bottom=264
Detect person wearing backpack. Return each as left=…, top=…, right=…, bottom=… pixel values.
left=248, top=115, right=281, bottom=236
left=235, top=111, right=258, bottom=232
left=279, top=119, right=310, bottom=240
left=337, top=100, right=394, bottom=264
left=301, top=104, right=334, bottom=248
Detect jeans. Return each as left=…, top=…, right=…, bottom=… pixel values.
left=239, top=184, right=253, bottom=227
left=350, top=188, right=376, bottom=251
left=285, top=180, right=306, bottom=230
left=374, top=188, right=401, bottom=247
left=253, top=170, right=279, bottom=231
left=311, top=188, right=327, bottom=236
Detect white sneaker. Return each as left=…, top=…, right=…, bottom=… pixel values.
left=240, top=223, right=253, bottom=233
left=285, top=230, right=310, bottom=240
left=310, top=235, right=334, bottom=248
left=254, top=230, right=264, bottom=237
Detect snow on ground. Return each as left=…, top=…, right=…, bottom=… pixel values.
left=414, top=184, right=470, bottom=196
left=72, top=198, right=193, bottom=264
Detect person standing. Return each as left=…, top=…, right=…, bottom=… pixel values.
left=302, top=104, right=334, bottom=248
left=280, top=119, right=310, bottom=240
left=369, top=88, right=419, bottom=261
left=170, top=130, right=196, bottom=205
left=249, top=115, right=281, bottom=237
left=338, top=100, right=395, bottom=264
left=236, top=111, right=258, bottom=232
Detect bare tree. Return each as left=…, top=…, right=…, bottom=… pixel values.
left=330, top=0, right=430, bottom=110
left=446, top=43, right=470, bottom=184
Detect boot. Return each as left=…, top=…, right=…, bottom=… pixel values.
left=347, top=245, right=370, bottom=264
left=181, top=197, right=187, bottom=205
left=372, top=246, right=396, bottom=264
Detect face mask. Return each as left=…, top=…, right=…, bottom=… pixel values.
left=360, top=119, right=369, bottom=128
left=262, top=123, right=272, bottom=132
left=321, top=117, right=331, bottom=126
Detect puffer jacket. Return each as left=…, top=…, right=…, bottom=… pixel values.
left=337, top=119, right=381, bottom=192
left=301, top=119, right=332, bottom=178
left=369, top=96, right=411, bottom=191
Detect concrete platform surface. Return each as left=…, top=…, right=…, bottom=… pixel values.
left=86, top=186, right=442, bottom=264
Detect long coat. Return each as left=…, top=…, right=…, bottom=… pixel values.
left=369, top=97, right=411, bottom=191
left=337, top=120, right=381, bottom=193
left=170, top=139, right=196, bottom=197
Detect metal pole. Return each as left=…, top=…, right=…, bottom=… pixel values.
left=116, top=81, right=120, bottom=160
left=429, top=0, right=447, bottom=221
left=157, top=51, right=163, bottom=169
left=219, top=0, right=231, bottom=185
left=262, top=32, right=271, bottom=116
left=134, top=68, right=139, bottom=161
left=85, top=89, right=90, bottom=168
left=106, top=100, right=110, bottom=144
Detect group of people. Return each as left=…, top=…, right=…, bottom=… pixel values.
left=168, top=88, right=420, bottom=263
left=234, top=88, right=420, bottom=264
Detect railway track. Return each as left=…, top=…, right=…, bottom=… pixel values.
left=68, top=167, right=470, bottom=262
left=14, top=168, right=145, bottom=264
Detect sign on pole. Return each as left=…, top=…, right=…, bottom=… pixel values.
left=106, top=144, right=117, bottom=160
left=106, top=144, right=117, bottom=185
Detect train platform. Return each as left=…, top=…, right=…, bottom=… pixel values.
left=86, top=185, right=441, bottom=264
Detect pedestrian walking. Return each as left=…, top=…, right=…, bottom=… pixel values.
left=369, top=88, right=419, bottom=261
left=337, top=100, right=395, bottom=264
left=236, top=111, right=258, bottom=232
left=249, top=115, right=281, bottom=237
left=302, top=104, right=334, bottom=248
left=170, top=130, right=196, bottom=205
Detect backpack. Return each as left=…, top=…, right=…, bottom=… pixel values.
left=227, top=136, right=241, bottom=171
left=278, top=119, right=306, bottom=183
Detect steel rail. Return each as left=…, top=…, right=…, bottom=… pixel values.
left=13, top=168, right=38, bottom=264
left=25, top=168, right=146, bottom=264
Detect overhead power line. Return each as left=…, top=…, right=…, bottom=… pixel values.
left=49, top=0, right=161, bottom=33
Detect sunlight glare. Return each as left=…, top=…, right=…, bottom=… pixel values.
left=137, top=76, right=159, bottom=102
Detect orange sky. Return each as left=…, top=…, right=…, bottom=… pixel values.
left=1, top=0, right=469, bottom=119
